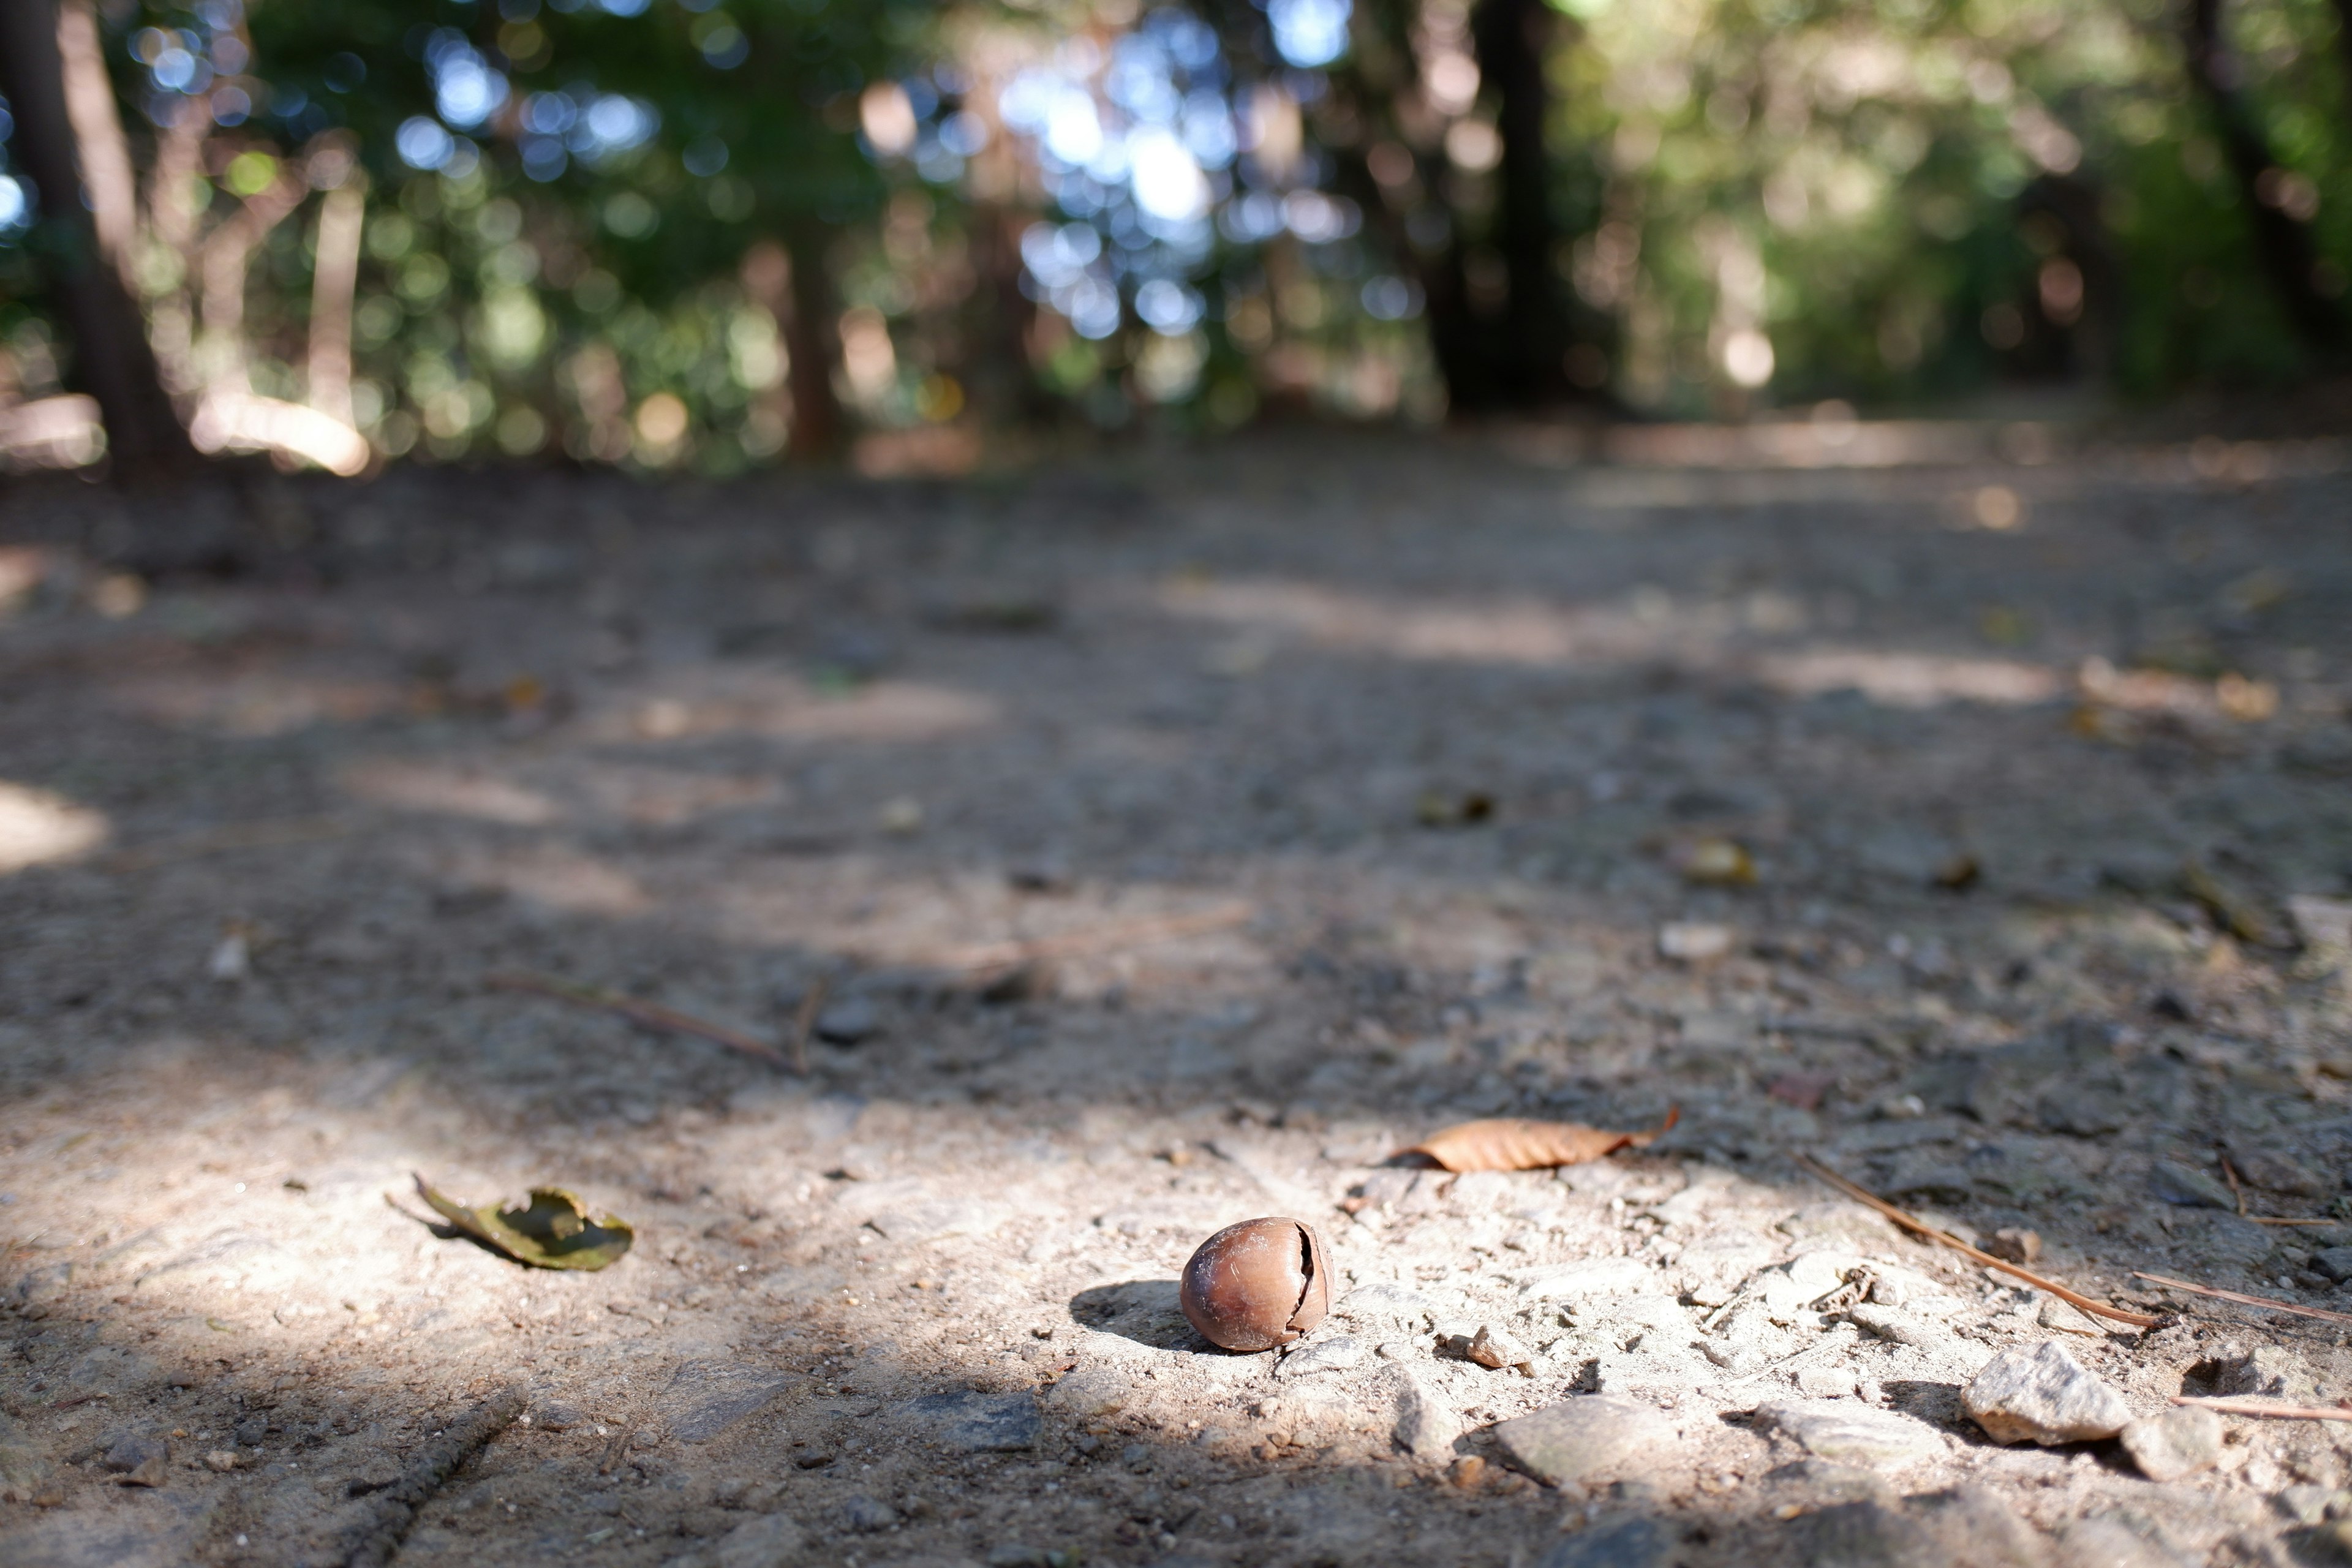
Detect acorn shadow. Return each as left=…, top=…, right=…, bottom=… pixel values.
left=1067, top=1279, right=1214, bottom=1352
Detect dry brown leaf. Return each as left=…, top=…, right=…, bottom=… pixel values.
left=1402, top=1107, right=1679, bottom=1172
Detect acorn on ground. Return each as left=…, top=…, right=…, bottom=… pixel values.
left=1178, top=1216, right=1330, bottom=1352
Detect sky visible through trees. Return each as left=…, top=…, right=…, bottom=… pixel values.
left=0, top=0, right=2348, bottom=473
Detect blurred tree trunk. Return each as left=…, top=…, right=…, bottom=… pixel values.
left=307, top=179, right=366, bottom=428
left=2336, top=0, right=2352, bottom=108
left=1471, top=0, right=1574, bottom=406
left=0, top=0, right=195, bottom=477
left=2184, top=0, right=2345, bottom=353
left=780, top=220, right=845, bottom=461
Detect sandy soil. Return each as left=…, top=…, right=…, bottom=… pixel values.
left=2, top=429, right=2351, bottom=1568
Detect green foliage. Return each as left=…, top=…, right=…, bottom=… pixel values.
left=1, top=0, right=2348, bottom=470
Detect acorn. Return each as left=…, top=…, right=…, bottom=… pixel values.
left=1178, top=1216, right=1330, bottom=1352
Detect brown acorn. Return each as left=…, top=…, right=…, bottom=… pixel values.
left=1178, top=1216, right=1330, bottom=1352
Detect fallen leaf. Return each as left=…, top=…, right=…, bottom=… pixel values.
left=1415, top=790, right=1494, bottom=827
left=1658, top=922, right=1735, bottom=962
left=413, top=1175, right=634, bottom=1270
left=1932, top=852, right=1980, bottom=891
left=1667, top=835, right=1754, bottom=886
left=1764, top=1072, right=1833, bottom=1111
left=2182, top=861, right=2291, bottom=949
left=1401, top=1107, right=1680, bottom=1173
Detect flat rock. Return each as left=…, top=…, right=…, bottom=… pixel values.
left=1765, top=1458, right=1896, bottom=1507
left=1537, top=1515, right=1671, bottom=1568
left=905, top=1390, right=1039, bottom=1452
left=1392, top=1374, right=1460, bottom=1459
left=1042, top=1363, right=1134, bottom=1419
left=2313, top=1247, right=2352, bottom=1284
left=1961, top=1341, right=2131, bottom=1446
left=2147, top=1161, right=2234, bottom=1210
left=1337, top=1282, right=1442, bottom=1328
left=662, top=1362, right=794, bottom=1443
left=815, top=995, right=881, bottom=1044
left=1778, top=1485, right=2041, bottom=1568
left=1280, top=1335, right=1364, bottom=1378
left=713, top=1514, right=810, bottom=1568
left=1512, top=1259, right=1656, bottom=1302
left=1847, top=1305, right=1951, bottom=1349
left=2054, top=1515, right=2186, bottom=1568
left=1492, top=1395, right=1675, bottom=1489
left=0, top=1513, right=178, bottom=1568
left=866, top=1198, right=1009, bottom=1243
left=1758, top=1400, right=1946, bottom=1465
left=2119, top=1405, right=2222, bottom=1482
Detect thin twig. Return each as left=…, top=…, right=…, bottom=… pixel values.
left=2133, top=1271, right=2352, bottom=1327
left=788, top=971, right=831, bottom=1077
left=2247, top=1216, right=2338, bottom=1227
left=486, top=971, right=794, bottom=1071
left=2221, top=1156, right=2247, bottom=1217
left=341, top=1386, right=526, bottom=1567
left=1796, top=1154, right=2158, bottom=1327
left=935, top=902, right=1254, bottom=974
left=2172, top=1395, right=2352, bottom=1422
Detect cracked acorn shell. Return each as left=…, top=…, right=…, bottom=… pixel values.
left=1178, top=1216, right=1330, bottom=1352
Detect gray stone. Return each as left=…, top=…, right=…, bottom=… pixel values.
left=1961, top=1341, right=2132, bottom=1446
left=1764, top=1459, right=1896, bottom=1507
left=815, top=996, right=880, bottom=1045
left=2054, top=1515, right=2185, bottom=1568
left=0, top=1415, right=53, bottom=1504
left=1537, top=1515, right=1671, bottom=1568
left=1465, top=1324, right=1533, bottom=1371
left=1392, top=1375, right=1460, bottom=1459
left=2315, top=1248, right=2352, bottom=1284
left=1336, top=1282, right=1442, bottom=1327
left=866, top=1198, right=1008, bottom=1244
left=232, top=1417, right=268, bottom=1447
left=1781, top=1486, right=2041, bottom=1568
left=842, top=1494, right=897, bottom=1532
left=1279, top=1335, right=1363, bottom=1378
left=102, top=1432, right=167, bottom=1474
left=1757, top=1400, right=1946, bottom=1465
left=2212, top=1344, right=2324, bottom=1401
left=1515, top=1259, right=1657, bottom=1301
left=1492, top=1395, right=1675, bottom=1489
left=1847, top=1305, right=1950, bottom=1349
left=2148, top=1161, right=2234, bottom=1210
left=100, top=1432, right=168, bottom=1485
left=986, top=1548, right=1052, bottom=1568
left=2119, top=1405, right=2222, bottom=1482
left=906, top=1390, right=1039, bottom=1452
left=663, top=1362, right=794, bottom=1442
left=0, top=1513, right=185, bottom=1568
left=712, top=1514, right=809, bottom=1568
left=2232, top=1151, right=2328, bottom=1197
left=1043, top=1363, right=1133, bottom=1419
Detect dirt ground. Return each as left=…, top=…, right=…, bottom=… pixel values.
left=2, top=428, right=2351, bottom=1568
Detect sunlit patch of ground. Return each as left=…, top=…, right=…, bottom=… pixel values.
left=1, top=434, right=2349, bottom=1568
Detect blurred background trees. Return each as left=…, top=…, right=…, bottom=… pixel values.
left=1, top=0, right=2347, bottom=476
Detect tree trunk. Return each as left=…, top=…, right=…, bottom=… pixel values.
left=1471, top=0, right=1574, bottom=405
left=2334, top=0, right=2352, bottom=111
left=2184, top=0, right=2345, bottom=353
left=0, top=0, right=195, bottom=476
left=307, top=182, right=366, bottom=428
left=780, top=221, right=845, bottom=460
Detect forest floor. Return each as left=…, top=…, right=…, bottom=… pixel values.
left=1, top=426, right=2351, bottom=1568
